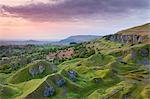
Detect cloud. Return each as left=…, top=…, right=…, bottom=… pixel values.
left=1, top=0, right=149, bottom=22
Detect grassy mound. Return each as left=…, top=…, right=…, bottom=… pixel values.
left=8, top=60, right=57, bottom=84
left=15, top=74, right=82, bottom=99
left=0, top=84, right=21, bottom=99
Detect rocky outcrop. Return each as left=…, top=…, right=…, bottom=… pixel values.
left=29, top=65, right=45, bottom=77
left=44, top=86, right=55, bottom=97
left=67, top=70, right=78, bottom=82
left=131, top=48, right=149, bottom=65
left=104, top=34, right=147, bottom=44
left=55, top=79, right=66, bottom=87
left=93, top=78, right=102, bottom=83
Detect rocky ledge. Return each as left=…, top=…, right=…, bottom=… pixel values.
left=104, top=34, right=148, bottom=44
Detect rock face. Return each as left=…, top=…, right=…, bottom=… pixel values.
left=140, top=48, right=149, bottom=57
left=39, top=65, right=45, bottom=74
left=29, top=67, right=38, bottom=77
left=104, top=34, right=147, bottom=44
left=131, top=48, right=149, bottom=65
left=131, top=51, right=137, bottom=59
left=67, top=70, right=78, bottom=82
left=51, top=64, right=57, bottom=73
left=56, top=79, right=66, bottom=87
left=44, top=86, right=55, bottom=97
left=29, top=65, right=45, bottom=77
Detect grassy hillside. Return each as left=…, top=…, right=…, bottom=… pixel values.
left=0, top=23, right=149, bottom=99
left=117, top=23, right=150, bottom=35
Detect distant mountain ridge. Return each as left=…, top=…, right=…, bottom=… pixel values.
left=0, top=35, right=101, bottom=46
left=57, top=35, right=101, bottom=45
left=0, top=40, right=53, bottom=46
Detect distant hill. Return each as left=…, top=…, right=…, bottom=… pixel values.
left=117, top=23, right=150, bottom=35
left=0, top=40, right=53, bottom=46
left=0, top=35, right=101, bottom=46
left=57, top=35, right=101, bottom=45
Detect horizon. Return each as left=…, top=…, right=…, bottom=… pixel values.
left=0, top=34, right=102, bottom=41
left=0, top=0, right=150, bottom=40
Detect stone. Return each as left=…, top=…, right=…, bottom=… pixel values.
left=140, top=49, right=149, bottom=57
left=11, top=63, right=17, bottom=70
left=132, top=35, right=139, bottom=43
left=68, top=70, right=78, bottom=82
left=143, top=58, right=150, bottom=65
left=51, top=64, right=57, bottom=73
left=131, top=51, right=137, bottom=59
left=136, top=60, right=143, bottom=65
left=68, top=70, right=77, bottom=76
left=93, top=78, right=102, bottom=83
left=44, top=86, right=55, bottom=97
left=118, top=56, right=123, bottom=61
left=39, top=65, right=45, bottom=74
left=29, top=67, right=38, bottom=77
left=138, top=36, right=144, bottom=42
left=111, top=89, right=118, bottom=94
left=56, top=79, right=66, bottom=87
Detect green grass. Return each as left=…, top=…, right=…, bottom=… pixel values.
left=8, top=60, right=56, bottom=84
left=0, top=84, right=21, bottom=99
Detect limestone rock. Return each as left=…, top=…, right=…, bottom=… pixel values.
left=68, top=70, right=78, bottom=82
left=29, top=67, right=38, bottom=77
left=44, top=86, right=55, bottom=97
left=56, top=79, right=66, bottom=87
left=93, top=78, right=102, bottom=83
left=140, top=49, right=149, bottom=57
left=39, top=65, right=45, bottom=74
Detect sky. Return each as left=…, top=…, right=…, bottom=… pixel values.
left=0, top=0, right=149, bottom=40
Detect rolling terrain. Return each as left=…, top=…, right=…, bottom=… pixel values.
left=0, top=23, right=149, bottom=99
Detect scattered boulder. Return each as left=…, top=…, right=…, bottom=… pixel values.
left=136, top=58, right=149, bottom=65
left=93, top=78, right=102, bottom=83
left=131, top=51, right=137, bottom=59
left=136, top=60, right=143, bottom=65
left=51, top=64, right=57, bottom=73
left=29, top=67, right=38, bottom=77
left=44, top=86, right=55, bottom=97
left=29, top=65, right=45, bottom=77
left=39, top=65, right=45, bottom=74
left=117, top=56, right=123, bottom=62
left=140, top=49, right=149, bottom=57
left=56, top=79, right=66, bottom=87
left=143, top=58, right=149, bottom=65
left=67, top=70, right=78, bottom=82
